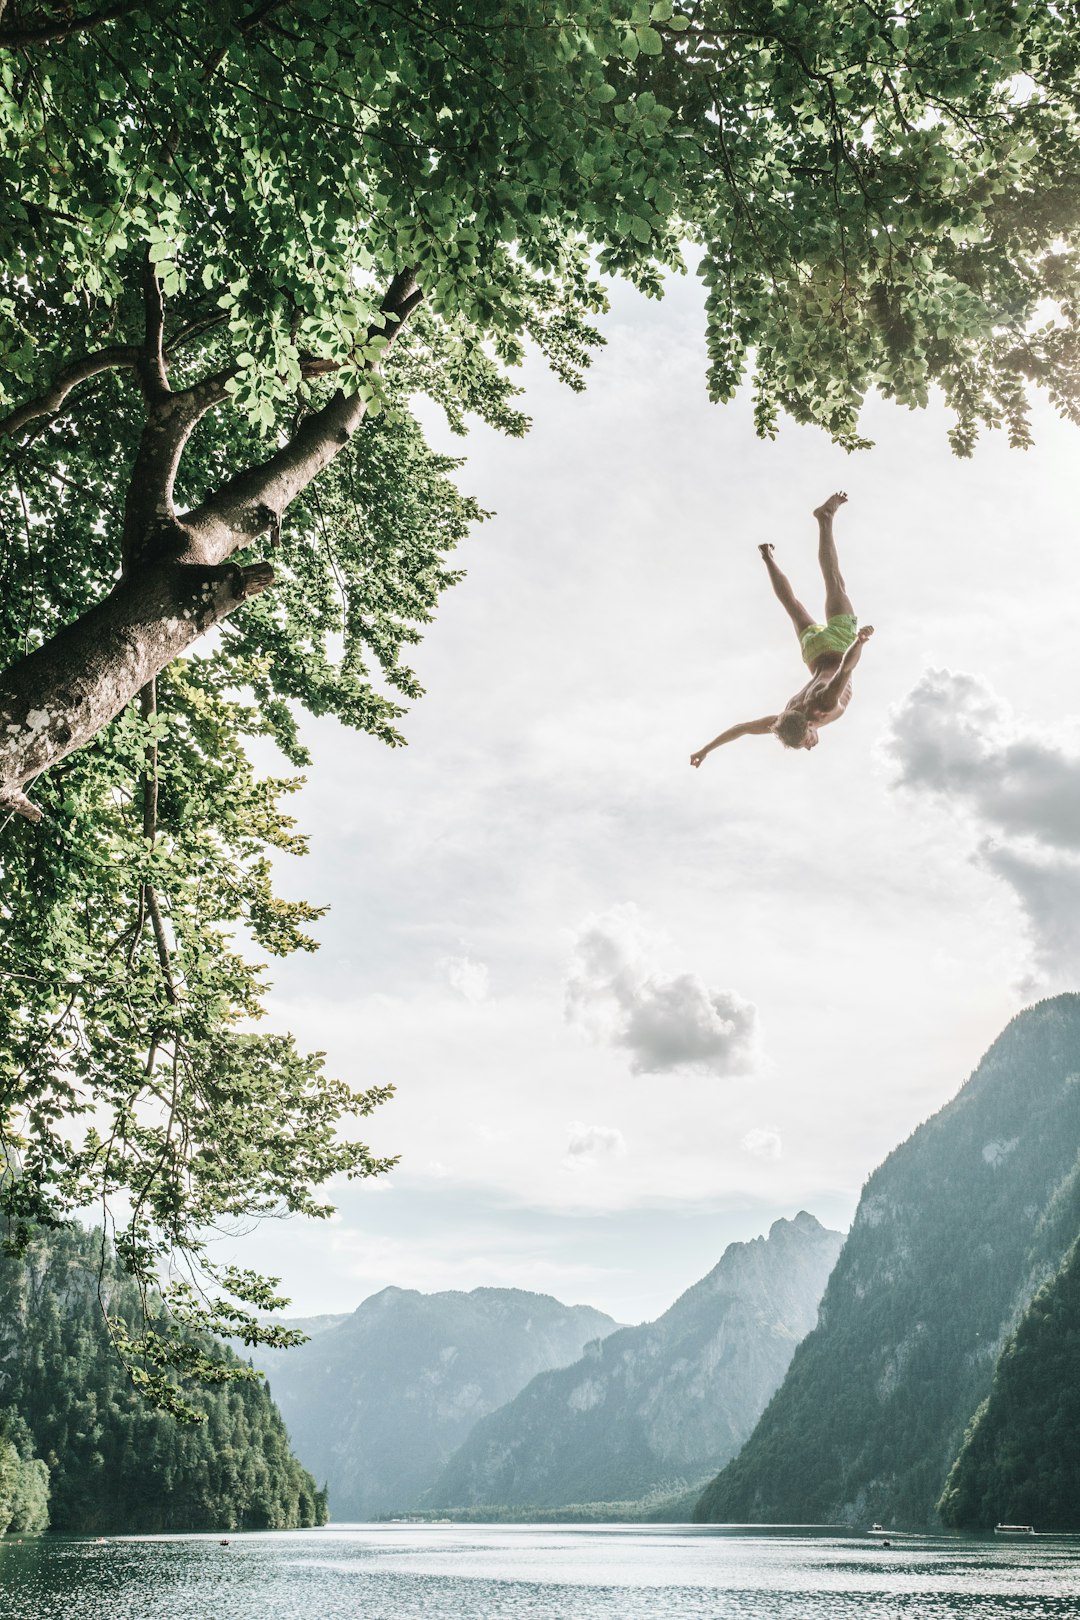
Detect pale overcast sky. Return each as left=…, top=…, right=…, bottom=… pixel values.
left=222, top=266, right=1080, bottom=1328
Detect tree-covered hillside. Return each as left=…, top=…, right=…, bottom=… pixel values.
left=0, top=1224, right=327, bottom=1534
left=939, top=1232, right=1080, bottom=1531
left=0, top=1409, right=48, bottom=1534
left=695, top=995, right=1080, bottom=1529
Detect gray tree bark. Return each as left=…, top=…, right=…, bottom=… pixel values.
left=0, top=268, right=420, bottom=822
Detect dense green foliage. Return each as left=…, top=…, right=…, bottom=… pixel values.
left=8, top=2, right=1080, bottom=446
left=939, top=1233, right=1080, bottom=1531
left=0, top=1408, right=49, bottom=1534
left=0, top=1220, right=326, bottom=1533
left=694, top=996, right=1080, bottom=1529
left=0, top=396, right=461, bottom=1405
left=6, top=1, right=1080, bottom=1389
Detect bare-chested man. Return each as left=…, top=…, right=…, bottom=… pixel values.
left=690, top=492, right=874, bottom=764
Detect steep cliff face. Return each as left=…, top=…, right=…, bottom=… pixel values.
left=260, top=1287, right=618, bottom=1519
left=425, top=1212, right=843, bottom=1511
left=695, top=994, right=1080, bottom=1530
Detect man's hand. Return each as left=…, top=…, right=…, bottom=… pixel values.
left=856, top=624, right=875, bottom=643
left=690, top=750, right=707, bottom=768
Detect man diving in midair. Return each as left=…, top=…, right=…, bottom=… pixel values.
left=690, top=492, right=874, bottom=764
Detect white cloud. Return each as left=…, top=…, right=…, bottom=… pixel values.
left=565, top=904, right=758, bottom=1077
left=443, top=954, right=490, bottom=1003
left=563, top=1122, right=627, bottom=1170
left=979, top=842, right=1080, bottom=980
left=883, top=670, right=1080, bottom=981
left=741, top=1128, right=783, bottom=1160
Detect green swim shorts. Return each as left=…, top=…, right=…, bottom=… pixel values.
left=800, top=613, right=858, bottom=667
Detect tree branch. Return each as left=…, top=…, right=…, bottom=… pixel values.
left=0, top=555, right=275, bottom=820
left=183, top=267, right=423, bottom=563
left=122, top=267, right=239, bottom=568
left=137, top=677, right=179, bottom=1006
left=139, top=258, right=170, bottom=400
left=165, top=311, right=230, bottom=354
left=0, top=1, right=141, bottom=48
left=0, top=268, right=421, bottom=818
left=0, top=346, right=138, bottom=440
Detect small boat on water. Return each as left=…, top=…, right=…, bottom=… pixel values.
left=994, top=1524, right=1035, bottom=1537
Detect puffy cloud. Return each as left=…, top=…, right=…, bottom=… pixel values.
left=443, top=955, right=490, bottom=1004
left=883, top=670, right=1080, bottom=979
left=741, top=1127, right=783, bottom=1160
left=885, top=668, right=1080, bottom=850
left=979, top=843, right=1080, bottom=980
left=565, top=904, right=758, bottom=1077
left=563, top=1122, right=627, bottom=1170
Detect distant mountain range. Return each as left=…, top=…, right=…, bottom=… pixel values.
left=255, top=1286, right=619, bottom=1519
left=695, top=994, right=1080, bottom=1530
left=425, top=1212, right=843, bottom=1512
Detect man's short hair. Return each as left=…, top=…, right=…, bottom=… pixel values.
left=774, top=710, right=809, bottom=749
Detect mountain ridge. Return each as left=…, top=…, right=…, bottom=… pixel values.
left=424, top=1211, right=844, bottom=1512
left=695, top=994, right=1080, bottom=1529
left=257, top=1283, right=619, bottom=1519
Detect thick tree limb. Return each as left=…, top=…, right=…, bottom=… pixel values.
left=0, top=267, right=422, bottom=820
left=0, top=346, right=138, bottom=440
left=184, top=268, right=422, bottom=563
left=121, top=272, right=236, bottom=568
left=0, top=555, right=274, bottom=820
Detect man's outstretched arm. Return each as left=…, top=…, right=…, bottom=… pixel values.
left=690, top=716, right=778, bottom=767
left=819, top=625, right=874, bottom=707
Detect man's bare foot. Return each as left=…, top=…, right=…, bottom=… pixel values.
left=856, top=624, right=874, bottom=643
left=813, top=491, right=848, bottom=522
left=758, top=542, right=774, bottom=559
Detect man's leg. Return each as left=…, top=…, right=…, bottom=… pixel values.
left=759, top=543, right=815, bottom=643
left=813, top=491, right=854, bottom=620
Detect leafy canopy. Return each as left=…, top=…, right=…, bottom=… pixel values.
left=6, top=1, right=1080, bottom=446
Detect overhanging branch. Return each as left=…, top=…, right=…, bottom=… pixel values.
left=183, top=267, right=423, bottom=562
left=0, top=346, right=139, bottom=440
left=0, top=267, right=422, bottom=820
left=0, top=0, right=141, bottom=47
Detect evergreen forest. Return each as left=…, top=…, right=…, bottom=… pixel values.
left=0, top=1223, right=326, bottom=1534
left=939, top=1232, right=1080, bottom=1531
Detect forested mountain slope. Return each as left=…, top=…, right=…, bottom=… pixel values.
left=258, top=1287, right=618, bottom=1519
left=0, top=1410, right=48, bottom=1534
left=426, top=1214, right=843, bottom=1512
left=695, top=995, right=1080, bottom=1529
left=939, top=1226, right=1080, bottom=1531
left=0, top=1225, right=326, bottom=1534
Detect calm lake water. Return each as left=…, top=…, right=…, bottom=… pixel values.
left=3, top=1523, right=1079, bottom=1620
